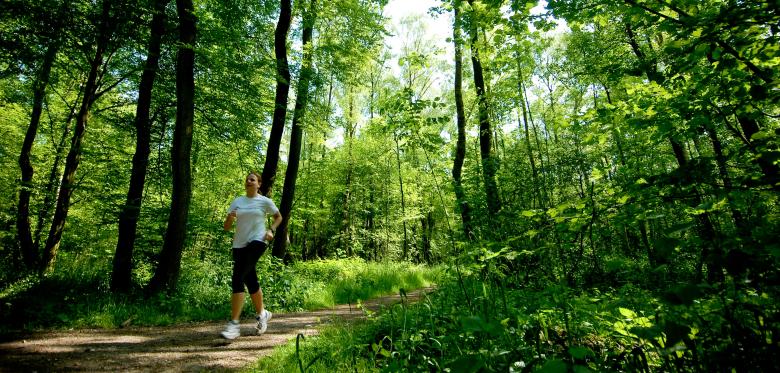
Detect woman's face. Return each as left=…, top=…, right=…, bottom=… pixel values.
left=245, top=173, right=260, bottom=194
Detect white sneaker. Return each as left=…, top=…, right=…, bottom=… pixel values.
left=221, top=321, right=240, bottom=340
left=255, top=310, right=272, bottom=335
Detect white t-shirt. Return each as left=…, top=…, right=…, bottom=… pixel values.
left=227, top=195, right=279, bottom=248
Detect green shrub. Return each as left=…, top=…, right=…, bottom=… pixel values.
left=0, top=254, right=438, bottom=332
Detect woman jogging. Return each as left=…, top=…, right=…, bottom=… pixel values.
left=221, top=171, right=282, bottom=340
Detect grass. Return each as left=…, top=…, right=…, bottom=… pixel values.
left=246, top=321, right=383, bottom=373
left=0, top=254, right=441, bottom=333
left=247, top=266, right=780, bottom=373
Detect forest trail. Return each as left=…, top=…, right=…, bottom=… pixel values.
left=0, top=288, right=430, bottom=372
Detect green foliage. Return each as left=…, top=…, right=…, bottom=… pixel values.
left=0, top=1, right=778, bottom=372
left=0, top=255, right=438, bottom=332
left=253, top=255, right=778, bottom=372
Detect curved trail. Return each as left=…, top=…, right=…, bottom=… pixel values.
left=0, top=289, right=429, bottom=372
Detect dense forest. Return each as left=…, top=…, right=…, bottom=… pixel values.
left=1, top=0, right=778, bottom=371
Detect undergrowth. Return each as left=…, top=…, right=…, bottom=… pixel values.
left=248, top=259, right=780, bottom=372
left=0, top=253, right=440, bottom=332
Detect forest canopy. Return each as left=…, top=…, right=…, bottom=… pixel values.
left=1, top=0, right=778, bottom=371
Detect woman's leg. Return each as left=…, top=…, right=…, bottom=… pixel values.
left=243, top=241, right=267, bottom=313
left=230, top=293, right=244, bottom=321
left=230, top=247, right=254, bottom=320
left=249, top=290, right=264, bottom=314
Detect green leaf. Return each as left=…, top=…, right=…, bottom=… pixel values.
left=663, top=284, right=703, bottom=305
left=654, top=236, right=679, bottom=260
left=618, top=307, right=636, bottom=318
left=664, top=222, right=695, bottom=235
left=460, top=315, right=504, bottom=336
left=630, top=325, right=662, bottom=340
left=664, top=321, right=691, bottom=346
left=448, top=355, right=485, bottom=373
left=750, top=130, right=770, bottom=141
left=538, top=359, right=568, bottom=373
left=569, top=346, right=594, bottom=360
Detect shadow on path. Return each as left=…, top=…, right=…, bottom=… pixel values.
left=0, top=288, right=430, bottom=372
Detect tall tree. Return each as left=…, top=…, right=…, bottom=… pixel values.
left=341, top=90, right=357, bottom=257
left=260, top=0, right=292, bottom=197
left=17, top=31, right=60, bottom=270
left=147, top=0, right=196, bottom=293
left=451, top=0, right=473, bottom=239
left=624, top=22, right=723, bottom=282
left=516, top=59, right=541, bottom=209
left=112, top=0, right=169, bottom=292
left=33, top=102, right=78, bottom=253
left=41, top=0, right=115, bottom=273
left=466, top=0, right=501, bottom=215
left=273, top=0, right=317, bottom=260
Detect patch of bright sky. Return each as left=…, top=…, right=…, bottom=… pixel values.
left=327, top=0, right=450, bottom=148
left=326, top=1, right=568, bottom=148
left=382, top=0, right=567, bottom=74
left=383, top=0, right=453, bottom=71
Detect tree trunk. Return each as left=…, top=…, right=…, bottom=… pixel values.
left=451, top=1, right=472, bottom=239
left=707, top=127, right=749, bottom=237
left=341, top=92, right=356, bottom=257
left=112, top=0, right=168, bottom=292
left=600, top=82, right=648, bottom=258
left=17, top=41, right=58, bottom=270
left=516, top=60, right=540, bottom=209
left=420, top=209, right=434, bottom=264
left=273, top=0, right=316, bottom=261
left=367, top=190, right=377, bottom=260
left=671, top=139, right=722, bottom=282
left=735, top=112, right=780, bottom=191
left=34, top=107, right=75, bottom=251
left=147, top=0, right=196, bottom=294
left=626, top=22, right=722, bottom=282
left=601, top=85, right=628, bottom=168
left=394, top=134, right=409, bottom=260
left=467, top=0, right=501, bottom=215
left=260, top=0, right=292, bottom=197
left=521, top=78, right=551, bottom=207
left=42, top=0, right=113, bottom=274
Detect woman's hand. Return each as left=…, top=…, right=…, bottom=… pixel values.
left=264, top=229, right=275, bottom=241
left=223, top=209, right=237, bottom=231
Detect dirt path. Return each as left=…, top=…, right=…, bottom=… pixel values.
left=0, top=289, right=430, bottom=372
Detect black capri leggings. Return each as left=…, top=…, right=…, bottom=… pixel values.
left=231, top=240, right=267, bottom=294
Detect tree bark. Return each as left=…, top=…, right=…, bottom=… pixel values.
left=735, top=112, right=780, bottom=191
left=273, top=0, right=316, bottom=261
left=394, top=133, right=409, bottom=260
left=34, top=106, right=75, bottom=251
left=112, top=0, right=168, bottom=292
left=626, top=22, right=722, bottom=282
left=707, top=127, right=749, bottom=237
left=341, top=92, right=356, bottom=257
left=147, top=0, right=196, bottom=294
left=516, top=60, right=541, bottom=209
left=451, top=1, right=472, bottom=239
left=467, top=0, right=501, bottom=215
left=521, top=78, right=551, bottom=206
left=17, top=41, right=58, bottom=270
left=42, top=1, right=113, bottom=273
left=367, top=190, right=377, bottom=260
left=420, top=209, right=433, bottom=264
left=260, top=0, right=292, bottom=197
